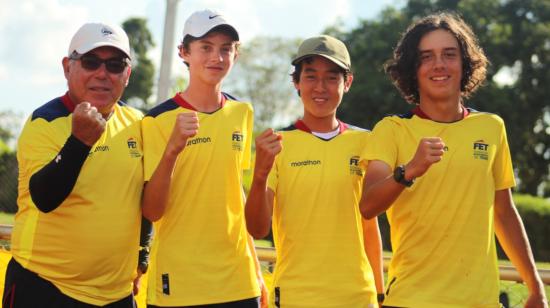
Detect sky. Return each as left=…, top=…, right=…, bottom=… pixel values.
left=0, top=0, right=402, bottom=122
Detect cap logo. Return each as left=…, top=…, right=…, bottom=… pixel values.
left=314, top=42, right=330, bottom=53
left=101, top=27, right=113, bottom=36
left=208, top=14, right=220, bottom=19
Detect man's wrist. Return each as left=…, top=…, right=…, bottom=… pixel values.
left=393, top=165, right=414, bottom=187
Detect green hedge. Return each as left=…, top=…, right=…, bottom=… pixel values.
left=509, top=194, right=550, bottom=262
left=378, top=194, right=550, bottom=262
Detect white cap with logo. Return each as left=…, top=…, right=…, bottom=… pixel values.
left=182, top=9, right=239, bottom=41
left=68, top=22, right=132, bottom=60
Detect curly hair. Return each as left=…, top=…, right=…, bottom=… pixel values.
left=384, top=12, right=488, bottom=104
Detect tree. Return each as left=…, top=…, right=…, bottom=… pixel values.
left=0, top=111, right=22, bottom=213
left=334, top=0, right=550, bottom=196
left=0, top=110, right=23, bottom=147
left=226, top=36, right=303, bottom=131
left=122, top=17, right=156, bottom=112
left=0, top=141, right=17, bottom=213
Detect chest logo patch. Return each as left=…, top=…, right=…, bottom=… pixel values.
left=473, top=140, right=489, bottom=160
left=232, top=131, right=244, bottom=151
left=349, top=155, right=363, bottom=176
left=127, top=137, right=142, bottom=158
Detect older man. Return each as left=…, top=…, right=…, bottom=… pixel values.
left=3, top=22, right=146, bottom=307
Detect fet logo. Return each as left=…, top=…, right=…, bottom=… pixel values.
left=473, top=140, right=489, bottom=151
left=349, top=155, right=362, bottom=176
left=127, top=138, right=137, bottom=149
left=232, top=131, right=244, bottom=151
left=232, top=131, right=243, bottom=142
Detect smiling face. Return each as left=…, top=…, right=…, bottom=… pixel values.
left=416, top=29, right=463, bottom=105
left=294, top=56, right=353, bottom=123
left=63, top=46, right=131, bottom=117
left=180, top=31, right=238, bottom=87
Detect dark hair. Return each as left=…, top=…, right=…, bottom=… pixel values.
left=291, top=56, right=351, bottom=84
left=384, top=12, right=488, bottom=104
left=178, top=25, right=240, bottom=68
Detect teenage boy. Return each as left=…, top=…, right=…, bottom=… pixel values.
left=246, top=35, right=384, bottom=308
left=142, top=9, right=265, bottom=308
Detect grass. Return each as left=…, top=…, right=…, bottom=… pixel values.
left=0, top=212, right=14, bottom=225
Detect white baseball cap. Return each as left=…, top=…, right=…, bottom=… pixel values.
left=68, top=22, right=132, bottom=60
left=182, top=9, right=239, bottom=41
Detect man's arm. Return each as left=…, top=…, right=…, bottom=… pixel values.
left=494, top=189, right=548, bottom=308
left=142, top=112, right=198, bottom=221
left=244, top=129, right=281, bottom=239
left=30, top=102, right=104, bottom=213
left=362, top=217, right=384, bottom=303
left=360, top=137, right=445, bottom=219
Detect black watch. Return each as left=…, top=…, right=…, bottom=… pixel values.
left=377, top=293, right=385, bottom=302
left=393, top=165, right=414, bottom=187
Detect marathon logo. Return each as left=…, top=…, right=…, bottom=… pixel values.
left=290, top=160, right=321, bottom=167
left=88, top=144, right=110, bottom=156
left=187, top=136, right=212, bottom=146
left=473, top=139, right=489, bottom=160
left=232, top=131, right=244, bottom=151
left=349, top=155, right=363, bottom=176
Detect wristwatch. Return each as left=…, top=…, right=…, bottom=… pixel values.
left=393, top=165, right=414, bottom=187
left=377, top=293, right=385, bottom=303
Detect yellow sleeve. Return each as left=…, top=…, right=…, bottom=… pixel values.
left=492, top=118, right=516, bottom=190
left=361, top=117, right=399, bottom=169
left=142, top=115, right=170, bottom=182
left=242, top=103, right=254, bottom=170
left=267, top=148, right=279, bottom=192
left=17, top=116, right=70, bottom=180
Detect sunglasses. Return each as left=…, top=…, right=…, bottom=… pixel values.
left=69, top=52, right=129, bottom=74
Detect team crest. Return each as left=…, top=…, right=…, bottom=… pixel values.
left=232, top=131, right=244, bottom=151
left=473, top=139, right=489, bottom=160
left=127, top=137, right=142, bottom=158
left=349, top=155, right=363, bottom=176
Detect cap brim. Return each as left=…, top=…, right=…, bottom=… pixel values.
left=186, top=24, right=239, bottom=41
left=292, top=54, right=349, bottom=71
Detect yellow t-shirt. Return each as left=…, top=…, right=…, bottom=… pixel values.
left=362, top=108, right=515, bottom=308
left=267, top=120, right=378, bottom=308
left=142, top=94, right=259, bottom=306
left=12, top=94, right=143, bottom=305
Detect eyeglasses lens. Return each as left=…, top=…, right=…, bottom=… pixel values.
left=79, top=56, right=127, bottom=74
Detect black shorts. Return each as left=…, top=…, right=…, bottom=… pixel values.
left=147, top=296, right=260, bottom=308
left=3, top=257, right=135, bottom=308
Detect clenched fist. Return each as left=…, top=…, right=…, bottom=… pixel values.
left=166, top=112, right=199, bottom=155
left=72, top=102, right=106, bottom=146
left=406, top=137, right=445, bottom=179
left=253, top=128, right=283, bottom=181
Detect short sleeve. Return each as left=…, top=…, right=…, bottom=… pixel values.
left=242, top=104, right=254, bottom=170
left=142, top=116, right=170, bottom=182
left=360, top=117, right=399, bottom=169
left=492, top=119, right=516, bottom=190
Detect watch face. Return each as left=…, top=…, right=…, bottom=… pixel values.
left=394, top=165, right=413, bottom=187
